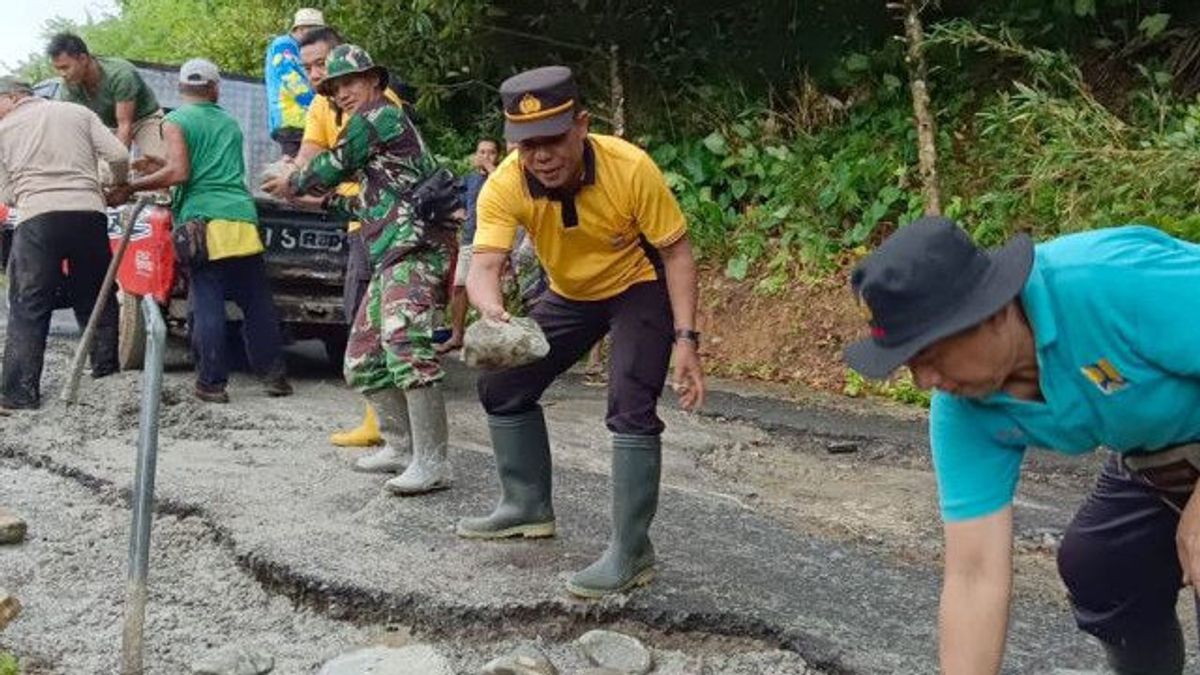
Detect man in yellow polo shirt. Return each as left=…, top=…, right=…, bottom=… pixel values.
left=455, top=66, right=706, bottom=598
left=294, top=27, right=405, bottom=456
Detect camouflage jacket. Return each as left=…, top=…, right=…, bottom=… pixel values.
left=290, top=99, right=450, bottom=266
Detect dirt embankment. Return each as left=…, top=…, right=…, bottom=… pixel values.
left=697, top=266, right=863, bottom=395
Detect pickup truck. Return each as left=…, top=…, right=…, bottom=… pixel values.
left=2, top=62, right=351, bottom=369
left=109, top=199, right=350, bottom=370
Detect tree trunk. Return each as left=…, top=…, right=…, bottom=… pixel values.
left=900, top=0, right=942, bottom=216
left=610, top=43, right=626, bottom=138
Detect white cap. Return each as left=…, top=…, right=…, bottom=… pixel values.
left=179, top=58, right=221, bottom=85
left=291, top=8, right=325, bottom=30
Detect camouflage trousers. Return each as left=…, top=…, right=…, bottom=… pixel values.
left=345, top=244, right=451, bottom=392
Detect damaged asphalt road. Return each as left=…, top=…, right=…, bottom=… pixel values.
left=0, top=306, right=1129, bottom=673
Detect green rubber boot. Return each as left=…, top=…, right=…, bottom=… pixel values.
left=566, top=433, right=661, bottom=598
left=455, top=407, right=556, bottom=539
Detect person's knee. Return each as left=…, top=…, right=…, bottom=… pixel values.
left=1056, top=526, right=1092, bottom=593
left=604, top=409, right=664, bottom=436
left=1058, top=527, right=1181, bottom=643
left=477, top=372, right=539, bottom=416
left=604, top=371, right=665, bottom=436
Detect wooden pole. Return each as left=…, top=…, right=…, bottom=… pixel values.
left=897, top=0, right=942, bottom=216
left=610, top=43, right=626, bottom=138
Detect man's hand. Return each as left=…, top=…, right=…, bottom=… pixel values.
left=466, top=250, right=509, bottom=324
left=1177, top=491, right=1200, bottom=585
left=477, top=301, right=511, bottom=323
left=261, top=170, right=297, bottom=200
left=671, top=340, right=705, bottom=411
left=131, top=155, right=165, bottom=175
left=105, top=184, right=133, bottom=207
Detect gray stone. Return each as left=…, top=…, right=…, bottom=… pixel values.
left=191, top=647, right=274, bottom=675
left=576, top=630, right=653, bottom=675
left=0, top=509, right=26, bottom=545
left=0, top=590, right=21, bottom=631
left=576, top=670, right=623, bottom=675
left=463, top=317, right=549, bottom=370
left=318, top=645, right=453, bottom=675
left=480, top=643, right=558, bottom=675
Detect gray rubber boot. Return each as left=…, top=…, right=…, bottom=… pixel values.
left=385, top=384, right=453, bottom=495
left=1102, top=621, right=1184, bottom=675
left=455, top=406, right=556, bottom=539
left=354, top=390, right=411, bottom=473
left=566, top=433, right=661, bottom=598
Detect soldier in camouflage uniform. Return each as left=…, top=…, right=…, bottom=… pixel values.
left=263, top=44, right=454, bottom=495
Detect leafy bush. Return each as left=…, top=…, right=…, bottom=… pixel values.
left=645, top=18, right=1200, bottom=290
left=932, top=20, right=1200, bottom=245
left=0, top=652, right=18, bottom=675
left=651, top=92, right=927, bottom=286
left=843, top=369, right=932, bottom=408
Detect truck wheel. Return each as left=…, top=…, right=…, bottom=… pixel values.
left=118, top=292, right=147, bottom=371
left=163, top=334, right=194, bottom=371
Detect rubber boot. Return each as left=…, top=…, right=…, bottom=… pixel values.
left=1102, top=621, right=1184, bottom=675
left=566, top=433, right=661, bottom=599
left=353, top=391, right=411, bottom=473
left=455, top=407, right=556, bottom=539
left=331, top=403, right=385, bottom=448
left=385, top=384, right=453, bottom=495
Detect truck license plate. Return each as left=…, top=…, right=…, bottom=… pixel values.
left=262, top=226, right=344, bottom=253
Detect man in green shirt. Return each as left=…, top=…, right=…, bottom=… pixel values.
left=107, top=59, right=291, bottom=404
left=48, top=33, right=165, bottom=166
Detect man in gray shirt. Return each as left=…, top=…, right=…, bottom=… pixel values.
left=0, top=77, right=129, bottom=411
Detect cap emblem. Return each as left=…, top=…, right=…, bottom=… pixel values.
left=518, top=93, right=543, bottom=115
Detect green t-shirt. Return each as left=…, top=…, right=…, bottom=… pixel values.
left=164, top=102, right=258, bottom=225
left=59, top=57, right=159, bottom=128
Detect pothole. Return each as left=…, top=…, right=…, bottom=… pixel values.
left=0, top=450, right=829, bottom=674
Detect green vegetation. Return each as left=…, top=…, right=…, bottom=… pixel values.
left=5, top=0, right=1200, bottom=403
left=0, top=651, right=18, bottom=675
left=647, top=12, right=1200, bottom=281
left=843, top=369, right=932, bottom=408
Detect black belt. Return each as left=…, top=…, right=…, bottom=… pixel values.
left=1121, top=442, right=1200, bottom=498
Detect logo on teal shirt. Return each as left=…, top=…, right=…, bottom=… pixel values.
left=1081, top=358, right=1128, bottom=394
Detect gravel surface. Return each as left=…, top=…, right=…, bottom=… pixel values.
left=0, top=306, right=1154, bottom=673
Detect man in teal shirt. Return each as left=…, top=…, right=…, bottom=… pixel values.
left=846, top=217, right=1200, bottom=675
left=48, top=33, right=164, bottom=163
left=109, top=59, right=290, bottom=404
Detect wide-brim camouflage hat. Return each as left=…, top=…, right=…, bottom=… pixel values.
left=318, top=44, right=388, bottom=97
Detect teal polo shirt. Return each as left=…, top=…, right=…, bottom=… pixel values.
left=932, top=226, right=1200, bottom=522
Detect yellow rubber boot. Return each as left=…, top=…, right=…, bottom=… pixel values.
left=330, top=403, right=384, bottom=447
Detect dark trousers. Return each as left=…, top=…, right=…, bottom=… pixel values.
left=188, top=254, right=284, bottom=388
left=2, top=211, right=117, bottom=408
left=342, top=231, right=371, bottom=321
left=478, top=280, right=674, bottom=435
left=1058, top=454, right=1199, bottom=650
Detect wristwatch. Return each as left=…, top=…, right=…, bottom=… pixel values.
left=674, top=329, right=701, bottom=345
